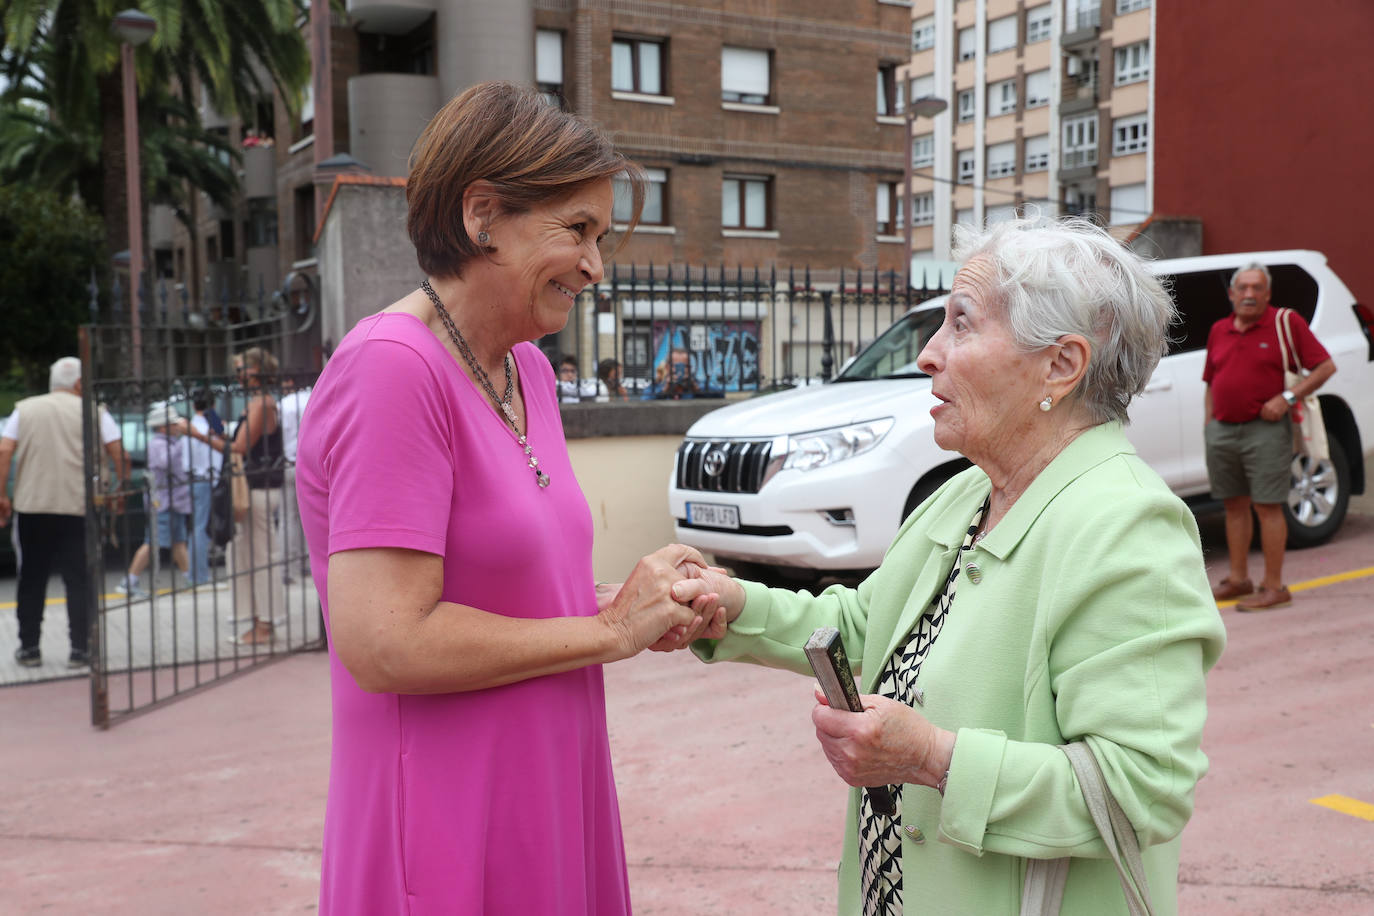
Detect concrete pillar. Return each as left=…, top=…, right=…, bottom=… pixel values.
left=436, top=0, right=535, bottom=101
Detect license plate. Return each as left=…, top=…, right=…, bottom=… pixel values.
left=687, top=502, right=741, bottom=530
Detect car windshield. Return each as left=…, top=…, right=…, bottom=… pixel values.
left=835, top=304, right=946, bottom=381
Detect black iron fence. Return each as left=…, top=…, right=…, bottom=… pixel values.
left=79, top=317, right=321, bottom=728
left=548, top=264, right=949, bottom=400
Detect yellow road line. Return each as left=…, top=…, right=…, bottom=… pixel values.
left=1216, top=565, right=1374, bottom=608
left=1311, top=794, right=1374, bottom=822
left=0, top=590, right=179, bottom=610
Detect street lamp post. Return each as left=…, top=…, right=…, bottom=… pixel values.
left=903, top=93, right=948, bottom=286
left=111, top=9, right=157, bottom=379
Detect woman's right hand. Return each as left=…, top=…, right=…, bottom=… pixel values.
left=598, top=544, right=712, bottom=658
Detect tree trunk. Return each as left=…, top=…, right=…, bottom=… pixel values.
left=98, top=69, right=128, bottom=262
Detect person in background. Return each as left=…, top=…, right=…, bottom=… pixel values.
left=116, top=402, right=193, bottom=598
left=186, top=347, right=284, bottom=645
left=294, top=81, right=716, bottom=915
left=0, top=356, right=128, bottom=669
left=1202, top=263, right=1336, bottom=611
left=597, top=358, right=629, bottom=400
left=277, top=372, right=312, bottom=582
left=671, top=218, right=1226, bottom=916
left=643, top=346, right=699, bottom=399
left=187, top=389, right=225, bottom=590
left=557, top=353, right=582, bottom=403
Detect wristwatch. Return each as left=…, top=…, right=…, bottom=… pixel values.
left=1281, top=390, right=1298, bottom=407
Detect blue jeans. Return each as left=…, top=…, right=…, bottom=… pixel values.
left=190, top=479, right=213, bottom=585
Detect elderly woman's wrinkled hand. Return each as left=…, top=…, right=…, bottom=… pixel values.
left=646, top=565, right=741, bottom=651
left=810, top=687, right=955, bottom=791
left=598, top=544, right=715, bottom=658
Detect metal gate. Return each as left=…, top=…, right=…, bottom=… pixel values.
left=81, top=282, right=322, bottom=728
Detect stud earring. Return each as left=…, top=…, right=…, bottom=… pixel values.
left=476, top=230, right=491, bottom=247
left=1039, top=395, right=1053, bottom=412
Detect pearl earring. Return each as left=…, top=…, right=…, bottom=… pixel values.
left=476, top=230, right=491, bottom=247
left=1039, top=395, right=1053, bottom=412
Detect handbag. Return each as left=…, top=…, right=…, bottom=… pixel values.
left=206, top=444, right=237, bottom=547
left=1020, top=742, right=1156, bottom=916
left=229, top=450, right=250, bottom=522
left=1275, top=308, right=1329, bottom=462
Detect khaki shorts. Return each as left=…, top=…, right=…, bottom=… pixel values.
left=1205, top=417, right=1293, bottom=504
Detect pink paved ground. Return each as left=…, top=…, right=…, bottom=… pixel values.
left=2, top=511, right=1372, bottom=914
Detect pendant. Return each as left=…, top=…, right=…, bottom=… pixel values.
left=536, top=469, right=550, bottom=488
left=501, top=402, right=516, bottom=424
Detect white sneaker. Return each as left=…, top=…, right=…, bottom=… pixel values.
left=114, top=575, right=148, bottom=598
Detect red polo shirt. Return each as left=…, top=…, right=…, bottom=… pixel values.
left=1203, top=306, right=1330, bottom=423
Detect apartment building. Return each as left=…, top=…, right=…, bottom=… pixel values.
left=900, top=0, right=1154, bottom=260
left=157, top=0, right=914, bottom=326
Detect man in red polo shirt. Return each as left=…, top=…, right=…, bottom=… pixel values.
left=1203, top=263, right=1336, bottom=611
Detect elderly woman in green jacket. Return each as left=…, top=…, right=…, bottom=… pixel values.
left=672, top=218, right=1227, bottom=915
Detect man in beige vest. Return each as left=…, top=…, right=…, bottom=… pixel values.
left=0, top=357, right=127, bottom=668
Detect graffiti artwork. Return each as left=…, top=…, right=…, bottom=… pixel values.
left=650, top=321, right=760, bottom=393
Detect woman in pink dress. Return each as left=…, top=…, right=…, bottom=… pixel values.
left=295, top=82, right=719, bottom=914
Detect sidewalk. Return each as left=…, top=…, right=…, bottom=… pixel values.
left=2, top=513, right=1372, bottom=913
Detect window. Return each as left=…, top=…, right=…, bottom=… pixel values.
left=722, top=175, right=770, bottom=229
left=986, top=141, right=1015, bottom=178
left=877, top=63, right=904, bottom=115
left=877, top=182, right=898, bottom=235
left=987, top=204, right=1017, bottom=224
left=536, top=30, right=564, bottom=103
left=911, top=16, right=935, bottom=52
left=1064, top=184, right=1098, bottom=221
left=1114, top=41, right=1150, bottom=86
left=1068, top=0, right=1101, bottom=30
left=910, top=192, right=934, bottom=226
left=958, top=26, right=976, bottom=61
left=909, top=74, right=934, bottom=103
left=988, top=78, right=1016, bottom=116
left=294, top=184, right=315, bottom=261
left=247, top=198, right=278, bottom=247
left=1116, top=0, right=1150, bottom=12
left=614, top=168, right=667, bottom=225
left=957, top=150, right=975, bottom=184
left=1024, top=134, right=1050, bottom=172
left=722, top=46, right=771, bottom=104
left=987, top=16, right=1016, bottom=54
left=1062, top=114, right=1098, bottom=169
left=1110, top=182, right=1147, bottom=225
left=954, top=207, right=976, bottom=229
left=613, top=36, right=666, bottom=95
left=912, top=134, right=934, bottom=169
left=219, top=219, right=235, bottom=260
left=1025, top=69, right=1050, bottom=108
left=1112, top=114, right=1149, bottom=155
left=1026, top=5, right=1052, bottom=43
left=957, top=88, right=975, bottom=122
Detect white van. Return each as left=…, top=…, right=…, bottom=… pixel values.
left=668, top=250, right=1374, bottom=581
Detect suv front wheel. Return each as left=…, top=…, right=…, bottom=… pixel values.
left=1285, top=436, right=1351, bottom=549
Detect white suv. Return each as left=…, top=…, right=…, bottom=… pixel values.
left=668, top=250, right=1374, bottom=580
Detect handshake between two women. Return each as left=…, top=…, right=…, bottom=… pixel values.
left=594, top=544, right=748, bottom=657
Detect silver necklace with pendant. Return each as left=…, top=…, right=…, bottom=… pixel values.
left=421, top=279, right=550, bottom=488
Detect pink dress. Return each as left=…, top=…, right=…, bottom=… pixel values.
left=296, top=313, right=632, bottom=915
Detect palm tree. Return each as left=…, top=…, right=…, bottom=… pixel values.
left=0, top=0, right=309, bottom=259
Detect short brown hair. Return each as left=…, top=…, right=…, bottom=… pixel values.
left=407, top=81, right=645, bottom=279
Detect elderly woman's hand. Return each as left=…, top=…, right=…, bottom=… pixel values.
left=598, top=545, right=715, bottom=658
left=811, top=687, right=956, bottom=792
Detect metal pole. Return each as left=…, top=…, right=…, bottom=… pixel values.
left=903, top=102, right=913, bottom=289
left=121, top=40, right=144, bottom=380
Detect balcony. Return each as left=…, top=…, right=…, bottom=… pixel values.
left=348, top=73, right=441, bottom=178
left=1062, top=5, right=1101, bottom=48
left=242, top=145, right=276, bottom=200
left=347, top=0, right=435, bottom=34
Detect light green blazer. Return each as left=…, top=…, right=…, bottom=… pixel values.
left=694, top=422, right=1226, bottom=915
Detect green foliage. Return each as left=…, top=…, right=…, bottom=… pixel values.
left=0, top=184, right=103, bottom=389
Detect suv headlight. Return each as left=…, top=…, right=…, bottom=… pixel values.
left=779, top=418, right=895, bottom=472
